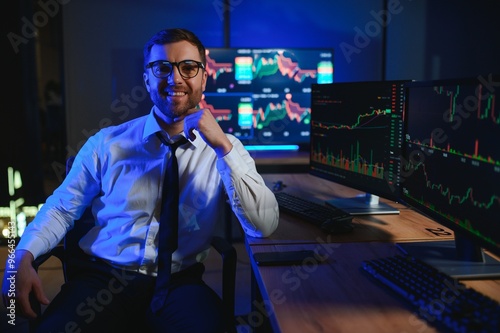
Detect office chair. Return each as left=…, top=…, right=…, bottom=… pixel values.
left=29, top=157, right=238, bottom=333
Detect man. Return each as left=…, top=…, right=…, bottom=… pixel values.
left=2, top=28, right=279, bottom=332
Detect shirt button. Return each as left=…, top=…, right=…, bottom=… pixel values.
left=147, top=240, right=153, bottom=246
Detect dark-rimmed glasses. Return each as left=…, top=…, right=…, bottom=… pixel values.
left=145, top=60, right=205, bottom=79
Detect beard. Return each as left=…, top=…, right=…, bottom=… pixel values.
left=150, top=86, right=202, bottom=120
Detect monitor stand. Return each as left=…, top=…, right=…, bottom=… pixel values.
left=397, top=236, right=500, bottom=279
left=325, top=193, right=399, bottom=215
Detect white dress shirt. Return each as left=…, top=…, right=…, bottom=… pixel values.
left=17, top=106, right=279, bottom=275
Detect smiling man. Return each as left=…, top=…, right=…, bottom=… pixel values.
left=2, top=28, right=279, bottom=333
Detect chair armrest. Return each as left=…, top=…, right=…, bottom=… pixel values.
left=32, top=245, right=65, bottom=271
left=211, top=236, right=236, bottom=259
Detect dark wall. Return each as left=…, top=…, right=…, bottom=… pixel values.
left=62, top=0, right=390, bottom=151
left=386, top=0, right=500, bottom=81
left=423, top=0, right=500, bottom=80
left=1, top=1, right=45, bottom=207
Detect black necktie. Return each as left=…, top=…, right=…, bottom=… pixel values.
left=150, top=133, right=187, bottom=313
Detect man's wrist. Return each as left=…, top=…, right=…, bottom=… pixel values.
left=15, top=249, right=34, bottom=263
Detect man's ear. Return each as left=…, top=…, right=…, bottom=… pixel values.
left=201, top=69, right=207, bottom=92
left=143, top=72, right=151, bottom=92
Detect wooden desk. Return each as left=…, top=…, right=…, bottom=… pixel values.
left=248, top=173, right=455, bottom=246
left=247, top=242, right=500, bottom=333
left=243, top=173, right=500, bottom=332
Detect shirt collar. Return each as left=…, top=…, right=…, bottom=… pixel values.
left=143, top=106, right=163, bottom=141
left=143, top=105, right=202, bottom=148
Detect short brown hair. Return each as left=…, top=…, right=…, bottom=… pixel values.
left=143, top=28, right=206, bottom=69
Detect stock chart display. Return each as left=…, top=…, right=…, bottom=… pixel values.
left=309, top=81, right=407, bottom=201
left=402, top=77, right=500, bottom=249
left=202, top=48, right=334, bottom=147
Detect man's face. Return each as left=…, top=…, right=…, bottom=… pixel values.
left=143, top=40, right=207, bottom=122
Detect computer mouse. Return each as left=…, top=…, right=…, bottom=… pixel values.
left=321, top=217, right=354, bottom=234
left=273, top=180, right=284, bottom=191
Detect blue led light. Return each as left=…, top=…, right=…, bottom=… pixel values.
left=244, top=145, right=299, bottom=151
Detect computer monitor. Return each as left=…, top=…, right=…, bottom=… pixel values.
left=309, top=80, right=409, bottom=215
left=202, top=47, right=334, bottom=151
left=399, top=75, right=500, bottom=278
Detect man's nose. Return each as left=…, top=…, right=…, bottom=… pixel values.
left=168, top=64, right=183, bottom=83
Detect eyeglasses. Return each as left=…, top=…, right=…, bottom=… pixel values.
left=145, top=60, right=205, bottom=79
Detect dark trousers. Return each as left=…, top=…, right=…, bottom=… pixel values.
left=35, top=257, right=225, bottom=333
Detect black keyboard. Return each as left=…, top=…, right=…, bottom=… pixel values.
left=274, top=192, right=353, bottom=234
left=361, top=255, right=500, bottom=333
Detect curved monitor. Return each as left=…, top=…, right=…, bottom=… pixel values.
left=202, top=47, right=334, bottom=151
left=399, top=75, right=500, bottom=278
left=309, top=80, right=409, bottom=214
